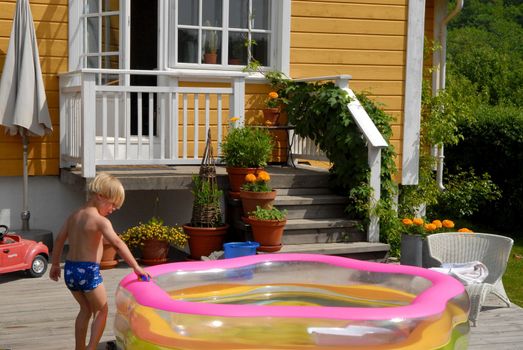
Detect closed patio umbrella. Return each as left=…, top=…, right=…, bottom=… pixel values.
left=0, top=0, right=53, bottom=231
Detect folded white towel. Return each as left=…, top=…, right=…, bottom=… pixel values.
left=430, top=261, right=489, bottom=285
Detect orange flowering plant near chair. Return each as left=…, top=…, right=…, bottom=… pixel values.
left=262, top=91, right=285, bottom=126
left=400, top=217, right=473, bottom=267
left=400, top=217, right=473, bottom=237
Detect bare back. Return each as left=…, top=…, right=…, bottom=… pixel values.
left=65, top=206, right=109, bottom=263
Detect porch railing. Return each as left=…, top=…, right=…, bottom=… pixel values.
left=59, top=69, right=247, bottom=178
left=292, top=75, right=388, bottom=242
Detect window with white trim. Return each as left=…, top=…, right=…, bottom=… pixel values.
left=168, top=0, right=274, bottom=68
left=83, top=0, right=121, bottom=69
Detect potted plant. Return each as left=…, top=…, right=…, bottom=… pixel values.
left=203, top=24, right=219, bottom=64
left=120, top=216, right=188, bottom=265
left=246, top=206, right=287, bottom=252
left=399, top=217, right=471, bottom=267
left=239, top=170, right=277, bottom=216
left=183, top=131, right=229, bottom=259
left=221, top=122, right=274, bottom=193
left=263, top=91, right=284, bottom=126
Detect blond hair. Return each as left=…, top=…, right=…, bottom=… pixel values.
left=87, top=173, right=125, bottom=209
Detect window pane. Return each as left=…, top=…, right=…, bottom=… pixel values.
left=202, top=0, right=222, bottom=27
left=178, top=29, right=198, bottom=63
left=202, top=30, right=221, bottom=64
left=86, top=56, right=99, bottom=68
left=86, top=17, right=99, bottom=53
left=252, top=32, right=269, bottom=66
left=179, top=0, right=198, bottom=26
left=228, top=32, right=247, bottom=65
left=101, top=15, right=119, bottom=53
left=85, top=0, right=99, bottom=14
left=103, top=55, right=119, bottom=69
left=229, top=0, right=248, bottom=28
left=102, top=0, right=119, bottom=12
left=252, top=0, right=269, bottom=30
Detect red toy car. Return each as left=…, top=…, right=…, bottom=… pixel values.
left=0, top=224, right=49, bottom=277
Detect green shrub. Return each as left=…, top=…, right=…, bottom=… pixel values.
left=445, top=104, right=523, bottom=233
left=221, top=127, right=273, bottom=168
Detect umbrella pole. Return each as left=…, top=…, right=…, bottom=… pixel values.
left=21, top=132, right=30, bottom=231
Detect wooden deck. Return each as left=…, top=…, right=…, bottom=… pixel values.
left=1, top=262, right=523, bottom=349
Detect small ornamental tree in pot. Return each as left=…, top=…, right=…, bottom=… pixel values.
left=183, top=130, right=229, bottom=260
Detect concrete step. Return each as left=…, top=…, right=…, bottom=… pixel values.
left=276, top=188, right=332, bottom=196
left=283, top=218, right=364, bottom=244
left=274, top=194, right=348, bottom=219
left=270, top=242, right=390, bottom=261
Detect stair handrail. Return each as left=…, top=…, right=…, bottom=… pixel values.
left=292, top=75, right=388, bottom=243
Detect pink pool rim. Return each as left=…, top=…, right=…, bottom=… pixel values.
left=119, top=253, right=465, bottom=321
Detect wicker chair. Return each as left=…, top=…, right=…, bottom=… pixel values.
left=425, top=232, right=514, bottom=326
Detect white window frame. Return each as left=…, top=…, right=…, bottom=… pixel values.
left=69, top=0, right=290, bottom=77
left=158, top=0, right=290, bottom=76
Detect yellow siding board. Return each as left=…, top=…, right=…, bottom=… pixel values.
left=0, top=3, right=67, bottom=23
left=349, top=81, right=404, bottom=95
left=291, top=32, right=406, bottom=50
left=1, top=159, right=60, bottom=176
left=292, top=17, right=406, bottom=35
left=298, top=0, right=407, bottom=5
left=291, top=65, right=405, bottom=81
left=0, top=142, right=59, bottom=159
left=0, top=19, right=67, bottom=40
left=291, top=48, right=405, bottom=65
left=292, top=1, right=407, bottom=21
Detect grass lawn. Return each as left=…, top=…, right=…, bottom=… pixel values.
left=503, top=239, right=523, bottom=307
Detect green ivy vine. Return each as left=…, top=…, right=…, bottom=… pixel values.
left=264, top=72, right=400, bottom=253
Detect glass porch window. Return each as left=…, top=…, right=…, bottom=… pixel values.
left=169, top=0, right=272, bottom=68
left=83, top=0, right=121, bottom=84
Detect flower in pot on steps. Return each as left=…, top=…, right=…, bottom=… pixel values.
left=240, top=170, right=277, bottom=216
left=120, top=217, right=187, bottom=265
left=221, top=120, right=274, bottom=193
left=247, top=206, right=287, bottom=252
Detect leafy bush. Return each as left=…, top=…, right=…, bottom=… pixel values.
left=445, top=104, right=523, bottom=232
left=427, top=169, right=501, bottom=219
left=221, top=127, right=273, bottom=168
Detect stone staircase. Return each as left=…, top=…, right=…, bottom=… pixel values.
left=227, top=166, right=390, bottom=261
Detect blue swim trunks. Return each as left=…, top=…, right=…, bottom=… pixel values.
left=64, top=260, right=103, bottom=292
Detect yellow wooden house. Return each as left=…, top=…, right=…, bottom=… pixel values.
left=0, top=0, right=461, bottom=239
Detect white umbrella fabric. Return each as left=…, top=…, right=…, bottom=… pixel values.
left=0, top=0, right=53, bottom=230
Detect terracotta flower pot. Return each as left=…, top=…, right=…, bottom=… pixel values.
left=100, top=241, right=118, bottom=270
left=140, top=239, right=170, bottom=265
left=263, top=108, right=280, bottom=126
left=226, top=167, right=263, bottom=192
left=247, top=216, right=286, bottom=252
left=183, top=224, right=229, bottom=260
left=239, top=190, right=277, bottom=216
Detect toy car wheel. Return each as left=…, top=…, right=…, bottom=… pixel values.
left=28, top=255, right=48, bottom=278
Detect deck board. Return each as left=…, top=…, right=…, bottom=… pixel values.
left=1, top=262, right=523, bottom=349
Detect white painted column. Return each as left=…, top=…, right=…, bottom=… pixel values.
left=81, top=73, right=97, bottom=178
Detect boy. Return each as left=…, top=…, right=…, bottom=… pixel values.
left=49, top=172, right=150, bottom=350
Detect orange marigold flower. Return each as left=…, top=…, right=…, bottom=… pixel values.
left=442, top=219, right=455, bottom=228
left=268, top=91, right=279, bottom=99
left=244, top=173, right=257, bottom=183
left=230, top=116, right=240, bottom=122
left=257, top=171, right=270, bottom=182
left=425, top=223, right=437, bottom=231
left=402, top=218, right=413, bottom=225
left=458, top=228, right=473, bottom=233
left=432, top=219, right=443, bottom=228
left=412, top=217, right=424, bottom=226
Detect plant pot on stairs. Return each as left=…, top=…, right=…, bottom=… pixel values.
left=246, top=206, right=287, bottom=252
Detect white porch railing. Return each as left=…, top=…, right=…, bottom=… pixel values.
left=292, top=75, right=388, bottom=242
left=59, top=69, right=247, bottom=178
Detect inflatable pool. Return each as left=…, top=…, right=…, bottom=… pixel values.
left=114, top=254, right=470, bottom=349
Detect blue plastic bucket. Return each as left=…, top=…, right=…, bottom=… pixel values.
left=223, top=241, right=260, bottom=259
